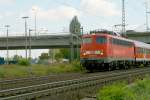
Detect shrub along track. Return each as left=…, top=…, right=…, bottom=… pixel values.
left=0, top=67, right=150, bottom=100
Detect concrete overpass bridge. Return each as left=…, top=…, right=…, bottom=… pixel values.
left=126, top=31, right=150, bottom=43
left=0, top=31, right=149, bottom=50
left=0, top=33, right=80, bottom=50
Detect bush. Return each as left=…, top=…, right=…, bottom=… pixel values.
left=71, top=60, right=84, bottom=71
left=18, top=59, right=30, bottom=66
left=97, top=78, right=150, bottom=100
left=97, top=82, right=134, bottom=100
left=0, top=62, right=85, bottom=79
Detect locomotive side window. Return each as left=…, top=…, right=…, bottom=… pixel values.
left=96, top=37, right=107, bottom=44
left=112, top=38, right=133, bottom=47
left=83, top=37, right=92, bottom=43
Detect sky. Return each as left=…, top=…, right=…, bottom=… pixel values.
left=0, top=0, right=149, bottom=58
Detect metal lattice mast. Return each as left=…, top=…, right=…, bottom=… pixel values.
left=145, top=1, right=149, bottom=31
left=122, top=0, right=126, bottom=34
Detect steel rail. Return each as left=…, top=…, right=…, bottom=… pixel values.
left=0, top=67, right=150, bottom=100
left=0, top=73, right=84, bottom=90
left=0, top=67, right=146, bottom=90
left=0, top=71, right=124, bottom=97
left=0, top=70, right=123, bottom=90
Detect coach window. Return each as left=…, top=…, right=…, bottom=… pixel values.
left=96, top=37, right=107, bottom=44
left=83, top=37, right=92, bottom=43
left=148, top=49, right=150, bottom=54
left=137, top=48, right=143, bottom=53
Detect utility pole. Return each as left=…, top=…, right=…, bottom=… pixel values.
left=80, top=27, right=83, bottom=43
left=70, top=33, right=74, bottom=62
left=5, top=25, right=10, bottom=64
left=76, top=34, right=79, bottom=60
left=122, top=0, right=126, bottom=35
left=145, top=1, right=150, bottom=31
left=29, top=29, right=33, bottom=59
left=76, top=27, right=83, bottom=60
left=22, top=16, right=29, bottom=60
left=80, top=27, right=83, bottom=36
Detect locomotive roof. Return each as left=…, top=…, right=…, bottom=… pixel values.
left=83, top=33, right=131, bottom=41
left=90, top=30, right=121, bottom=37
left=82, top=33, right=150, bottom=49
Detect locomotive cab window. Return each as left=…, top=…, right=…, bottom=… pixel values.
left=112, top=38, right=133, bottom=47
left=96, top=37, right=107, bottom=44
left=83, top=37, right=92, bottom=43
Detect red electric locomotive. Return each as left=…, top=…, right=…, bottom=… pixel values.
left=80, top=30, right=138, bottom=71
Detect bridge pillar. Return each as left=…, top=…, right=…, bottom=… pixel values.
left=70, top=33, right=74, bottom=62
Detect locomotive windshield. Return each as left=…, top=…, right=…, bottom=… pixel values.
left=96, top=37, right=107, bottom=44
left=83, top=37, right=92, bottom=43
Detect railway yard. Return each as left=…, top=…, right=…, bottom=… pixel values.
left=0, top=67, right=150, bottom=100
left=0, top=0, right=150, bottom=100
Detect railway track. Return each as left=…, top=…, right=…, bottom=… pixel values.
left=0, top=73, right=84, bottom=90
left=0, top=67, right=150, bottom=100
left=0, top=69, right=133, bottom=90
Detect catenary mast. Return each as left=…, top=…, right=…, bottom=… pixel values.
left=122, top=0, right=126, bottom=35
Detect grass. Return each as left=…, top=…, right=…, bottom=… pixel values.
left=0, top=61, right=84, bottom=79
left=97, top=77, right=150, bottom=100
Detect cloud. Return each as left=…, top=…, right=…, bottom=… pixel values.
left=30, top=5, right=80, bottom=21
left=0, top=14, right=3, bottom=19
left=0, top=12, right=16, bottom=20
left=19, top=0, right=119, bottom=23
left=0, top=0, right=15, bottom=5
left=80, top=0, right=120, bottom=16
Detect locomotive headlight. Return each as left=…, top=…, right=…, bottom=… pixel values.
left=83, top=53, right=86, bottom=56
left=100, top=50, right=104, bottom=55
left=100, top=52, right=104, bottom=55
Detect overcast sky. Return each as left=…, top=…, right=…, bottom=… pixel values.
left=0, top=0, right=149, bottom=58
left=0, top=0, right=149, bottom=34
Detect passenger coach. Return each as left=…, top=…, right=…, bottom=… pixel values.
left=134, top=41, right=150, bottom=65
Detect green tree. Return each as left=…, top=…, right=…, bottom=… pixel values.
left=13, top=55, right=22, bottom=61
left=55, top=53, right=63, bottom=61
left=54, top=48, right=71, bottom=60
left=55, top=48, right=78, bottom=60
left=60, top=48, right=70, bottom=59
